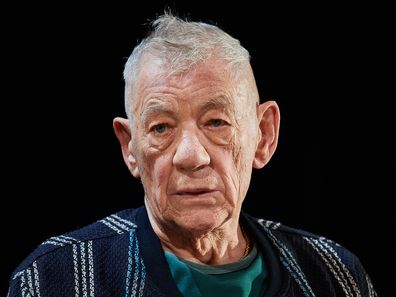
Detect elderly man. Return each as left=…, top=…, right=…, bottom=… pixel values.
left=9, top=13, right=376, bottom=297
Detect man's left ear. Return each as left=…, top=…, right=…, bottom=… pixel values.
left=253, top=101, right=280, bottom=169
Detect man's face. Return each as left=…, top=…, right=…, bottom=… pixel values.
left=130, top=55, right=260, bottom=233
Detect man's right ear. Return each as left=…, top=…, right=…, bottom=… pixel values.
left=113, top=117, right=140, bottom=178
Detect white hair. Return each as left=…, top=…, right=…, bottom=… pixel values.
left=123, top=12, right=250, bottom=120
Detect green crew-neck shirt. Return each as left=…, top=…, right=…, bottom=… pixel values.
left=164, top=245, right=267, bottom=297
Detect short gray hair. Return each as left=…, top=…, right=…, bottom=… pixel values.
left=123, top=12, right=250, bottom=120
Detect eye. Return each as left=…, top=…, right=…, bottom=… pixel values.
left=208, top=119, right=226, bottom=127
left=151, top=123, right=168, bottom=134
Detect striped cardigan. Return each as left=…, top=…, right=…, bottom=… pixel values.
left=8, top=206, right=377, bottom=297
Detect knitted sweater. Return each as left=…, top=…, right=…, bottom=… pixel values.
left=8, top=206, right=377, bottom=297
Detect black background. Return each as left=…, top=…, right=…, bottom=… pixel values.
left=2, top=2, right=392, bottom=296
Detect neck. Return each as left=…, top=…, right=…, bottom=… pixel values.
left=146, top=208, right=249, bottom=265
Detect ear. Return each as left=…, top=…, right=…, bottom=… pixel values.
left=113, top=117, right=140, bottom=178
left=253, top=101, right=280, bottom=169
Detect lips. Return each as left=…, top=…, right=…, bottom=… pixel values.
left=172, top=188, right=218, bottom=197
left=176, top=189, right=215, bottom=195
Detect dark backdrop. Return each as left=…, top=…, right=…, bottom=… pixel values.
left=3, top=2, right=392, bottom=296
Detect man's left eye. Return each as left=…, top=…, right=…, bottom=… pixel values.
left=208, top=119, right=226, bottom=127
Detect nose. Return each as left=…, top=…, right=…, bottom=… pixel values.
left=173, top=130, right=210, bottom=171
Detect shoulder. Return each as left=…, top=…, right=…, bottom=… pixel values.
left=11, top=208, right=139, bottom=278
left=246, top=214, right=377, bottom=296
left=249, top=213, right=360, bottom=266
left=247, top=213, right=347, bottom=251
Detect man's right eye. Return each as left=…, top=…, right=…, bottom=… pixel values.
left=152, top=124, right=168, bottom=134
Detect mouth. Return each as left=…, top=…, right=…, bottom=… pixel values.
left=175, top=189, right=217, bottom=197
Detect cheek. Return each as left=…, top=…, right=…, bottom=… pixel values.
left=213, top=145, right=242, bottom=200
left=138, top=146, right=172, bottom=198
left=147, top=132, right=174, bottom=150
left=232, top=118, right=257, bottom=167
left=225, top=130, right=255, bottom=193
left=203, top=126, right=239, bottom=164
left=152, top=155, right=172, bottom=186
left=204, top=127, right=234, bottom=146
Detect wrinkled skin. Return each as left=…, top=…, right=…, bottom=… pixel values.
left=114, top=54, right=280, bottom=264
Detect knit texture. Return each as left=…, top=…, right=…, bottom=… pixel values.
left=8, top=206, right=377, bottom=297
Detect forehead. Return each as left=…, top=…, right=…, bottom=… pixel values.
left=134, top=55, right=239, bottom=105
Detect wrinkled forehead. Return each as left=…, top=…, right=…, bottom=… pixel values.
left=136, top=55, right=254, bottom=104
left=138, top=55, right=234, bottom=90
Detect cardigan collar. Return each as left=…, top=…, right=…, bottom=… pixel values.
left=135, top=206, right=288, bottom=296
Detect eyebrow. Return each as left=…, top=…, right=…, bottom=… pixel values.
left=199, top=96, right=234, bottom=116
left=140, top=100, right=175, bottom=122
left=140, top=95, right=234, bottom=122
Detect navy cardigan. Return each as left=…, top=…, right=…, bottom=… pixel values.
left=8, top=206, right=376, bottom=296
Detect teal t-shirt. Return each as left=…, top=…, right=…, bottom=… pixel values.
left=164, top=245, right=267, bottom=297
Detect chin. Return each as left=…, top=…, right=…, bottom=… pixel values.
left=172, top=207, right=229, bottom=234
